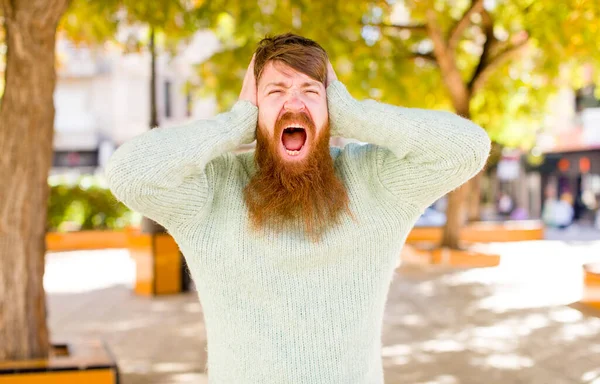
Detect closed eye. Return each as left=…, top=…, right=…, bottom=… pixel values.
left=306, top=90, right=319, bottom=94
left=268, top=89, right=283, bottom=95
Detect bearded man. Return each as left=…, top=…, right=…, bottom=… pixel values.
left=106, top=33, right=490, bottom=383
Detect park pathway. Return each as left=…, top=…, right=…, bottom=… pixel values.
left=46, top=239, right=600, bottom=384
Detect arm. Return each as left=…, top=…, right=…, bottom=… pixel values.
left=105, top=102, right=257, bottom=230
left=327, top=80, right=490, bottom=210
left=105, top=56, right=259, bottom=230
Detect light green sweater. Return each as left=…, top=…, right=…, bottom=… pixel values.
left=105, top=80, right=490, bottom=383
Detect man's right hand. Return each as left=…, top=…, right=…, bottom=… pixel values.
left=239, top=54, right=257, bottom=106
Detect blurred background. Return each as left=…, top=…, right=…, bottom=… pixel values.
left=1, top=0, right=600, bottom=383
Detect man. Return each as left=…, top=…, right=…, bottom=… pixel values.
left=106, top=33, right=490, bottom=383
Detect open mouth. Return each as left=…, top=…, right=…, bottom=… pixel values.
left=281, top=125, right=307, bottom=157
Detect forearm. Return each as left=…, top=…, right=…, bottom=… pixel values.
left=327, top=80, right=489, bottom=170
left=327, top=80, right=490, bottom=208
left=105, top=100, right=257, bottom=226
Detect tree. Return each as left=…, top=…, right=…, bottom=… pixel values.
left=63, top=0, right=207, bottom=234
left=196, top=0, right=600, bottom=248
left=0, top=0, right=206, bottom=360
left=0, top=0, right=70, bottom=360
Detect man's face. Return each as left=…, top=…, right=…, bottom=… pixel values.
left=256, top=61, right=328, bottom=165
left=246, top=59, right=349, bottom=239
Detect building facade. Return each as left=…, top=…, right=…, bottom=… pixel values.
left=524, top=76, right=600, bottom=226
left=52, top=30, right=219, bottom=175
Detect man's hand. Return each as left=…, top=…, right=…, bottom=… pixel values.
left=239, top=54, right=257, bottom=106
left=326, top=60, right=338, bottom=88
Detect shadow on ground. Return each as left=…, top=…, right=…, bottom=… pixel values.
left=48, top=285, right=208, bottom=384
left=45, top=242, right=600, bottom=384
left=382, top=262, right=600, bottom=384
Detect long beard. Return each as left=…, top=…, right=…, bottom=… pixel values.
left=243, top=113, right=350, bottom=240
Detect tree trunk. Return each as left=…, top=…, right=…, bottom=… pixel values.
left=440, top=105, right=472, bottom=249
left=440, top=184, right=468, bottom=249
left=0, top=0, right=70, bottom=360
left=141, top=26, right=165, bottom=234
left=467, top=171, right=483, bottom=222
left=149, top=27, right=158, bottom=128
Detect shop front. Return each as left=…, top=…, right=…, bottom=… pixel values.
left=525, top=147, right=600, bottom=225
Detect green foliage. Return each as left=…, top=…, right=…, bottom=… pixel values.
left=9, top=0, right=600, bottom=149
left=196, top=0, right=600, bottom=150
left=61, top=0, right=207, bottom=53
left=47, top=177, right=139, bottom=232
left=196, top=1, right=413, bottom=110
left=41, top=1, right=214, bottom=233
left=60, top=0, right=121, bottom=44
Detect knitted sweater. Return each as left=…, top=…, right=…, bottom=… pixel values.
left=105, top=80, right=491, bottom=383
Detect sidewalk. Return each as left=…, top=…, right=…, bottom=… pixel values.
left=46, top=240, right=600, bottom=384
left=545, top=223, right=600, bottom=242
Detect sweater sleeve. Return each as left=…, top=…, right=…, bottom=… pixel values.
left=327, top=80, right=490, bottom=210
left=104, top=100, right=258, bottom=230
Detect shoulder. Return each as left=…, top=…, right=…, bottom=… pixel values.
left=201, top=151, right=254, bottom=190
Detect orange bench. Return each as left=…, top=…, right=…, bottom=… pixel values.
left=582, top=263, right=600, bottom=310
left=128, top=230, right=182, bottom=296
left=407, top=220, right=544, bottom=244
left=46, top=230, right=128, bottom=252
left=0, top=340, right=118, bottom=384
left=46, top=228, right=183, bottom=296
left=400, top=245, right=500, bottom=268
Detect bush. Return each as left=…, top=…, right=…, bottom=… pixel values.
left=47, top=175, right=141, bottom=232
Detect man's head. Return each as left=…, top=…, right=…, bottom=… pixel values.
left=244, top=33, right=350, bottom=239
left=254, top=33, right=329, bottom=164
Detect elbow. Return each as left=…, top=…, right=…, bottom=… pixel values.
left=462, top=125, right=491, bottom=176
left=104, top=150, right=134, bottom=204
left=104, top=163, right=123, bottom=203
left=474, top=125, right=491, bottom=165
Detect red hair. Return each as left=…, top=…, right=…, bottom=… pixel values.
left=253, top=33, right=328, bottom=85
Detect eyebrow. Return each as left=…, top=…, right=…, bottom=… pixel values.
left=263, top=81, right=321, bottom=89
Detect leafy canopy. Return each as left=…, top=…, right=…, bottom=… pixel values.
left=60, top=0, right=208, bottom=53
left=197, top=0, right=600, bottom=149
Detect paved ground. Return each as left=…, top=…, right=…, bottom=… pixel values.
left=45, top=238, right=600, bottom=384
left=544, top=224, right=600, bottom=242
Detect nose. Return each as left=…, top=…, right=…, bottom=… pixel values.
left=283, top=92, right=306, bottom=113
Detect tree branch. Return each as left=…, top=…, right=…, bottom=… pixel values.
left=426, top=10, right=470, bottom=113
left=448, top=0, right=485, bottom=51
left=410, top=52, right=437, bottom=63
left=468, top=9, right=496, bottom=92
left=469, top=32, right=530, bottom=94
left=376, top=23, right=428, bottom=32
left=384, top=34, right=437, bottom=65
left=468, top=2, right=534, bottom=93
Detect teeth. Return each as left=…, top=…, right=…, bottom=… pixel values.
left=286, top=149, right=301, bottom=156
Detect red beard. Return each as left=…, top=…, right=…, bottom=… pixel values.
left=244, top=111, right=350, bottom=240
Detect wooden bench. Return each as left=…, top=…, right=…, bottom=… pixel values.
left=407, top=220, right=544, bottom=244
left=46, top=230, right=129, bottom=252
left=582, top=263, right=600, bottom=310
left=0, top=340, right=118, bottom=384
left=401, top=245, right=500, bottom=268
